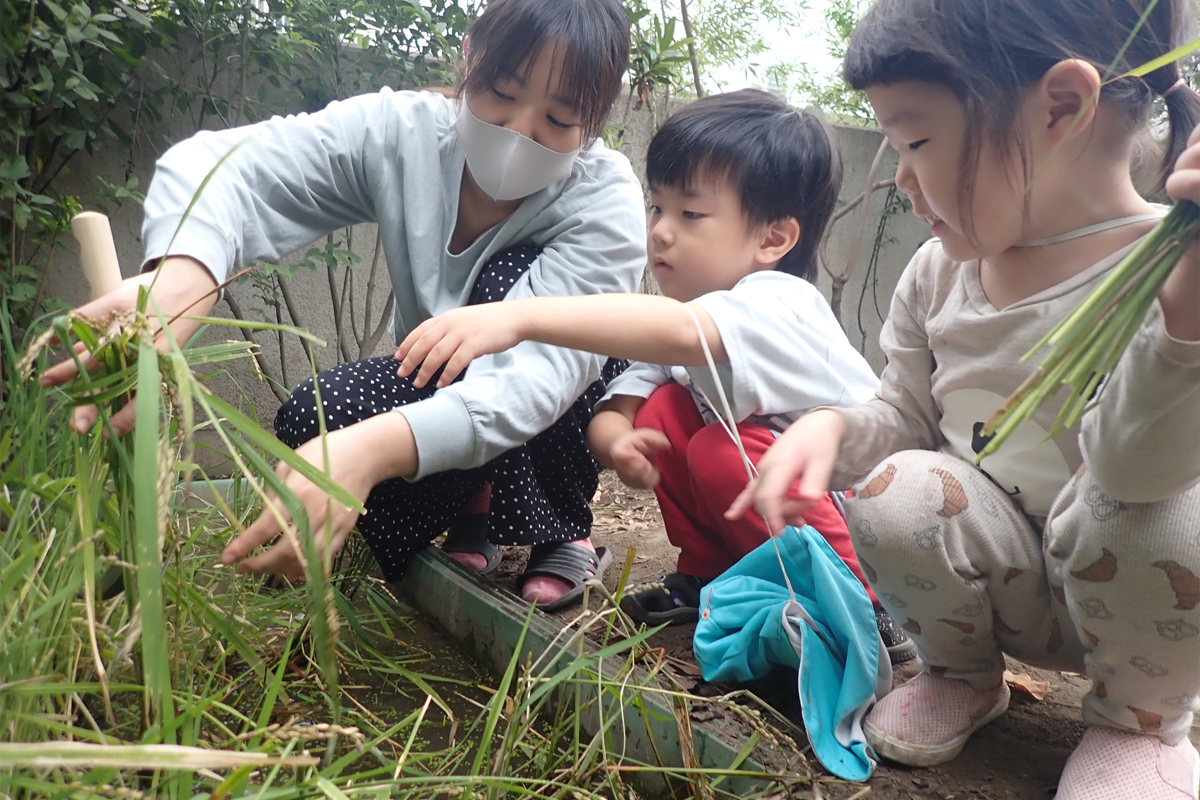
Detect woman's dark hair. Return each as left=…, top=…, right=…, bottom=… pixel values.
left=645, top=89, right=843, bottom=282
left=461, top=0, right=630, bottom=143
left=844, top=0, right=1200, bottom=230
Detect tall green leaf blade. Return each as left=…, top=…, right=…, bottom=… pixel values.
left=1118, top=36, right=1200, bottom=78
left=200, top=389, right=364, bottom=513
left=133, top=338, right=175, bottom=744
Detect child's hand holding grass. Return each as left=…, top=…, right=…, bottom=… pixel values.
left=981, top=123, right=1200, bottom=457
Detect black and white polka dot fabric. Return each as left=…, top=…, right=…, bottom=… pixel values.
left=274, top=245, right=627, bottom=581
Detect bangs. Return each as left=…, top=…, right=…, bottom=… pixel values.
left=461, top=0, right=629, bottom=142
left=645, top=137, right=742, bottom=199
left=842, top=0, right=964, bottom=93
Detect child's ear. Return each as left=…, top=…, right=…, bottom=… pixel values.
left=1038, top=59, right=1101, bottom=141
left=754, top=217, right=802, bottom=266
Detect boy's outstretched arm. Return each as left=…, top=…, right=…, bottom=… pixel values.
left=395, top=294, right=727, bottom=388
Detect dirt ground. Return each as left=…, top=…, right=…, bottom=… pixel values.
left=483, top=473, right=1200, bottom=800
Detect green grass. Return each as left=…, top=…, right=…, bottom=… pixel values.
left=1, top=297, right=810, bottom=800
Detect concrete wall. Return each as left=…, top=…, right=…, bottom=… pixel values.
left=817, top=123, right=930, bottom=370
left=45, top=77, right=929, bottom=455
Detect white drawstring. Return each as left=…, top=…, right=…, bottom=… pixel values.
left=684, top=306, right=798, bottom=603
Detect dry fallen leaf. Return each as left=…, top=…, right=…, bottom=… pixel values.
left=1004, top=669, right=1050, bottom=701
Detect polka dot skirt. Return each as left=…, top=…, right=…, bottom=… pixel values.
left=274, top=245, right=627, bottom=581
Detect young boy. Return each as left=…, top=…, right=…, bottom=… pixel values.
left=396, top=89, right=914, bottom=661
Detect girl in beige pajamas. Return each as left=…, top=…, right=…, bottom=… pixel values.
left=730, top=0, right=1200, bottom=797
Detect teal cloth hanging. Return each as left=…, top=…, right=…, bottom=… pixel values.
left=693, top=524, right=891, bottom=782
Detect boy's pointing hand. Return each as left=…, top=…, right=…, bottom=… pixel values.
left=396, top=302, right=527, bottom=388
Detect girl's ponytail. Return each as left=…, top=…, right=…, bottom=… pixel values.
left=1151, top=66, right=1200, bottom=187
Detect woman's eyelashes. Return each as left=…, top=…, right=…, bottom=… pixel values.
left=486, top=83, right=577, bottom=129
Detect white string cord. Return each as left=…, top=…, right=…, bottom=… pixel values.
left=683, top=305, right=798, bottom=603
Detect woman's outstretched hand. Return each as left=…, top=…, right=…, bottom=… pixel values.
left=221, top=412, right=417, bottom=578
left=395, top=302, right=528, bottom=388
left=39, top=256, right=219, bottom=437
left=725, top=409, right=846, bottom=535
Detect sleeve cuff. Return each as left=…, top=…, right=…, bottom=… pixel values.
left=395, top=390, right=477, bottom=480
left=597, top=369, right=667, bottom=412
left=141, top=214, right=234, bottom=283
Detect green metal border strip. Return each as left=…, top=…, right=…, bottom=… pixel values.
left=396, top=547, right=771, bottom=798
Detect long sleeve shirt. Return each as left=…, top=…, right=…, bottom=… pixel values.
left=141, top=88, right=648, bottom=479
left=833, top=238, right=1200, bottom=515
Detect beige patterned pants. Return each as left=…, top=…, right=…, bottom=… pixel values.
left=846, top=450, right=1200, bottom=744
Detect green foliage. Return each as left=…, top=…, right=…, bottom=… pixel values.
left=789, top=0, right=874, bottom=125
left=2, top=302, right=802, bottom=796
left=687, top=0, right=805, bottom=88
left=1, top=0, right=466, bottom=337
left=626, top=7, right=695, bottom=107
left=622, top=0, right=807, bottom=100
left=148, top=0, right=463, bottom=130
left=981, top=201, right=1200, bottom=457
left=1, top=0, right=150, bottom=327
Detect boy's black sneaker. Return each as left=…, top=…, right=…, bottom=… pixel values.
left=620, top=572, right=709, bottom=626
left=876, top=607, right=918, bottom=665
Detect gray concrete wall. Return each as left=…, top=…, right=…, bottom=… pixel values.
left=817, top=123, right=930, bottom=370
left=45, top=77, right=927, bottom=456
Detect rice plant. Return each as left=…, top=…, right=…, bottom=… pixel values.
left=1, top=293, right=811, bottom=799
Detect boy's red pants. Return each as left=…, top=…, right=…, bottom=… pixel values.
left=633, top=383, right=875, bottom=601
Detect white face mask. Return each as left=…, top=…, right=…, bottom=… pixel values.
left=454, top=98, right=580, bottom=201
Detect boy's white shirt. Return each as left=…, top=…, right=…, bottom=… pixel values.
left=833, top=237, right=1200, bottom=515
left=600, top=271, right=880, bottom=431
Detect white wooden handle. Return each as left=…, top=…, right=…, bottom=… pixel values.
left=71, top=211, right=123, bottom=300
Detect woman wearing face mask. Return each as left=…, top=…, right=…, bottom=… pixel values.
left=40, top=0, right=645, bottom=610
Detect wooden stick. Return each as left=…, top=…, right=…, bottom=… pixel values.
left=71, top=211, right=123, bottom=300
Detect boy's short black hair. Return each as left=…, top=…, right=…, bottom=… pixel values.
left=646, top=89, right=842, bottom=282
left=461, top=0, right=630, bottom=144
